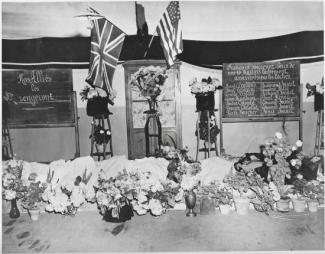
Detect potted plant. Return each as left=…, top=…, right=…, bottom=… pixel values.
left=189, top=77, right=222, bottom=111
left=216, top=185, right=233, bottom=215
left=263, top=132, right=302, bottom=212
left=223, top=171, right=251, bottom=215
left=303, top=180, right=323, bottom=212
left=291, top=175, right=307, bottom=213
left=22, top=180, right=47, bottom=221
left=80, top=85, right=110, bottom=117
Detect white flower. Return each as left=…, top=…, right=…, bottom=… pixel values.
left=297, top=174, right=303, bottom=180
left=100, top=130, right=104, bottom=134
left=149, top=199, right=163, bottom=216
left=290, top=159, right=297, bottom=166
left=175, top=189, right=184, bottom=202
left=273, top=191, right=281, bottom=201
left=137, top=192, right=148, bottom=204
left=4, top=190, right=16, bottom=200
left=296, top=140, right=303, bottom=147
left=45, top=203, right=54, bottom=212
left=181, top=175, right=197, bottom=191
left=106, top=130, right=111, bottom=135
left=292, top=146, right=297, bottom=151
left=150, top=183, right=164, bottom=193
left=275, top=132, right=283, bottom=139
left=162, top=146, right=170, bottom=153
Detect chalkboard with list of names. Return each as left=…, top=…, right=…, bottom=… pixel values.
left=222, top=61, right=300, bottom=120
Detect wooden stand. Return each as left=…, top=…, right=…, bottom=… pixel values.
left=196, top=109, right=219, bottom=161
left=2, top=122, right=14, bottom=160
left=144, top=110, right=162, bottom=157
left=314, top=110, right=324, bottom=156
left=90, top=113, right=113, bottom=161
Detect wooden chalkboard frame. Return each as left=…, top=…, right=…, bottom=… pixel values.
left=219, top=61, right=303, bottom=155
left=7, top=92, right=80, bottom=159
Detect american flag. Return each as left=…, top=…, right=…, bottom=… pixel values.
left=156, top=1, right=183, bottom=67
left=86, top=17, right=126, bottom=105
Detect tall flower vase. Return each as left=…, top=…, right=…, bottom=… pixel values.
left=185, top=190, right=197, bottom=217
left=145, top=99, right=158, bottom=114
left=9, top=199, right=20, bottom=219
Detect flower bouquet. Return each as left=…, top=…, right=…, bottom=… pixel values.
left=189, top=77, right=222, bottom=111
left=95, top=169, right=136, bottom=222
left=130, top=66, right=168, bottom=112
left=21, top=180, right=47, bottom=220
left=89, top=124, right=111, bottom=153
left=80, top=85, right=111, bottom=117
left=306, top=77, right=324, bottom=111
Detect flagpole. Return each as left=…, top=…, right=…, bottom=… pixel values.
left=144, top=30, right=157, bottom=58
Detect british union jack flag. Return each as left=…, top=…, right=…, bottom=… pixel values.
left=86, top=17, right=126, bottom=105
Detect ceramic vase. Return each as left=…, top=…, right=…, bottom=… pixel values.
left=29, top=208, right=40, bottom=221
left=292, top=198, right=306, bottom=213
left=219, top=204, right=231, bottom=215
left=276, top=198, right=291, bottom=212
left=307, top=199, right=319, bottom=213
left=9, top=199, right=20, bottom=219
left=234, top=196, right=250, bottom=215
left=185, top=190, right=197, bottom=217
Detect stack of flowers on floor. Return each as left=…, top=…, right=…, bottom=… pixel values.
left=42, top=168, right=96, bottom=215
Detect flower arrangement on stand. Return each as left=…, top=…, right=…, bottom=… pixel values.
left=195, top=112, right=220, bottom=144
left=130, top=66, right=168, bottom=112
left=80, top=85, right=111, bottom=117
left=189, top=77, right=222, bottom=111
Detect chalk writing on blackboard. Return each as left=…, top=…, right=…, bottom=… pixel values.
left=222, top=61, right=300, bottom=119
left=2, top=69, right=74, bottom=125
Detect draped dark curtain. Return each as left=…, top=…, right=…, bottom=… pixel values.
left=2, top=31, right=323, bottom=69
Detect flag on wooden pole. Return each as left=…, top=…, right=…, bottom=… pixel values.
left=156, top=1, right=183, bottom=67
left=135, top=2, right=148, bottom=42
left=86, top=14, right=126, bottom=105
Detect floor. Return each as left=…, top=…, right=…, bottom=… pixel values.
left=2, top=208, right=325, bottom=253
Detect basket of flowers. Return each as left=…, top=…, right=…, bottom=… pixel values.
left=80, top=85, right=110, bottom=117
left=189, top=77, right=222, bottom=111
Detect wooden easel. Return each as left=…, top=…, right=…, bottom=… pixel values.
left=2, top=122, right=14, bottom=160
left=90, top=113, right=113, bottom=160
left=196, top=109, right=219, bottom=161
left=314, top=110, right=324, bottom=156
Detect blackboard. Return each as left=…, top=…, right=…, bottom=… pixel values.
left=222, top=61, right=300, bottom=120
left=2, top=69, right=74, bottom=126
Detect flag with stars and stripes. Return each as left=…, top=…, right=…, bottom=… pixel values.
left=156, top=1, right=183, bottom=67
left=86, top=17, right=126, bottom=105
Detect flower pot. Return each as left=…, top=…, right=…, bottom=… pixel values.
left=292, top=198, right=306, bottom=213
left=234, top=196, right=250, bottom=215
left=185, top=190, right=197, bottom=217
left=86, top=97, right=109, bottom=117
left=200, top=196, right=216, bottom=215
left=276, top=198, right=290, bottom=213
left=9, top=199, right=20, bottom=219
left=195, top=92, right=215, bottom=111
left=29, top=208, right=40, bottom=221
left=307, top=199, right=319, bottom=213
left=219, top=204, right=231, bottom=215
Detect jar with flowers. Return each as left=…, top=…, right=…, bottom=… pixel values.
left=303, top=180, right=323, bottom=212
